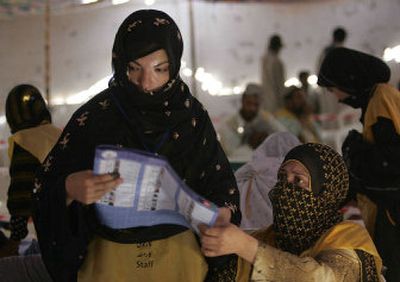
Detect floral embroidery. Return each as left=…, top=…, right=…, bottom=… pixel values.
left=127, top=20, right=142, bottom=32
left=153, top=18, right=170, bottom=26
left=42, top=156, right=53, bottom=172
left=184, top=99, right=190, bottom=108
left=165, top=111, right=171, bottom=117
left=99, top=99, right=110, bottom=110
left=76, top=111, right=89, bottom=126
left=163, top=79, right=175, bottom=92
left=33, top=178, right=42, bottom=194
left=59, top=133, right=71, bottom=150
left=172, top=132, right=180, bottom=140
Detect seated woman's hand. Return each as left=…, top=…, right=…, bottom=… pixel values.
left=65, top=170, right=123, bottom=205
left=198, top=222, right=258, bottom=263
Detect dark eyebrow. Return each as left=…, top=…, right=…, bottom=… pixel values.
left=155, top=61, right=169, bottom=67
left=130, top=61, right=169, bottom=67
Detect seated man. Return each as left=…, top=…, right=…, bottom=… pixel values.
left=275, top=86, right=321, bottom=143
left=219, top=83, right=285, bottom=161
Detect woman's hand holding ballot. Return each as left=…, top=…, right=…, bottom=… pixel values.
left=198, top=207, right=259, bottom=264
left=65, top=170, right=123, bottom=206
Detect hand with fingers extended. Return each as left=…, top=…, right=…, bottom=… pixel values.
left=199, top=208, right=259, bottom=264
left=65, top=170, right=123, bottom=206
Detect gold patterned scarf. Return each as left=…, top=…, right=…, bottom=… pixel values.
left=269, top=143, right=349, bottom=255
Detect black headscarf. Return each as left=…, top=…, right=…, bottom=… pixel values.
left=111, top=9, right=183, bottom=88
left=269, top=143, right=349, bottom=255
left=318, top=48, right=391, bottom=109
left=108, top=9, right=190, bottom=143
left=6, top=84, right=51, bottom=134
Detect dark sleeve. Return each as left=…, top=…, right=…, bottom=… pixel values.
left=33, top=108, right=97, bottom=282
left=183, top=111, right=241, bottom=226
left=354, top=249, right=380, bottom=282
left=7, top=143, right=40, bottom=218
left=178, top=110, right=241, bottom=282
left=342, top=117, right=400, bottom=200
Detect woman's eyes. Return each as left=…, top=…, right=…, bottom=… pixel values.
left=155, top=67, right=169, bottom=73
left=128, top=65, right=168, bottom=73
left=128, top=65, right=141, bottom=72
left=294, top=176, right=307, bottom=188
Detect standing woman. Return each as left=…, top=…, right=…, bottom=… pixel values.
left=34, top=10, right=240, bottom=282
left=318, top=47, right=400, bottom=282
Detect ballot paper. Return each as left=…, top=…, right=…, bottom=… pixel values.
left=93, top=145, right=218, bottom=233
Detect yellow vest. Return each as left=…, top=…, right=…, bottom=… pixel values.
left=78, top=230, right=207, bottom=282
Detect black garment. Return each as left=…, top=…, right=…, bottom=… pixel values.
left=34, top=85, right=240, bottom=282
left=374, top=208, right=400, bottom=282
left=342, top=118, right=400, bottom=210
left=342, top=118, right=400, bottom=282
left=8, top=144, right=39, bottom=217
left=7, top=144, right=41, bottom=240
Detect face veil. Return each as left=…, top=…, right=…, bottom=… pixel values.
left=269, top=143, right=349, bottom=255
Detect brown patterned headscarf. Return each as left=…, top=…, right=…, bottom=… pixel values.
left=269, top=143, right=349, bottom=255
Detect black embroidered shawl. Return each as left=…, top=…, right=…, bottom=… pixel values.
left=34, top=9, right=240, bottom=282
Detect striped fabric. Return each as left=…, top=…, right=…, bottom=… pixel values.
left=7, top=143, right=40, bottom=240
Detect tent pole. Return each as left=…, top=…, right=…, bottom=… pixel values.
left=188, top=0, right=198, bottom=97
left=44, top=0, right=51, bottom=105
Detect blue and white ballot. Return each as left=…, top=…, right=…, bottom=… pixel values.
left=93, top=145, right=219, bottom=233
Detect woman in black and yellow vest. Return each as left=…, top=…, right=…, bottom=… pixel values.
left=34, top=10, right=240, bottom=282
left=0, top=84, right=61, bottom=257
left=318, top=47, right=400, bottom=282
left=199, top=143, right=382, bottom=281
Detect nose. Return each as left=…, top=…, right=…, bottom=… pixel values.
left=139, top=71, right=153, bottom=92
left=286, top=173, right=295, bottom=184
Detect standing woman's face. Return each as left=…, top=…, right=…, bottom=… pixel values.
left=127, top=49, right=170, bottom=93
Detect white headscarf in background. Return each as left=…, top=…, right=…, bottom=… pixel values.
left=235, top=132, right=301, bottom=229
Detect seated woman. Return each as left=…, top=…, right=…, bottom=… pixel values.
left=235, top=132, right=300, bottom=230
left=200, top=143, right=383, bottom=281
